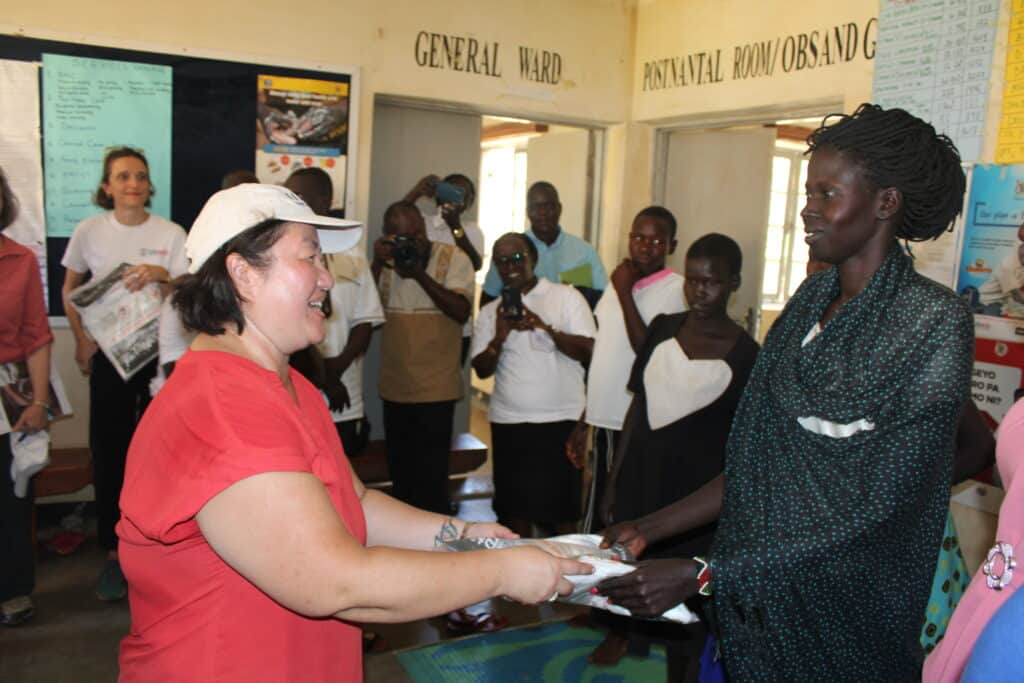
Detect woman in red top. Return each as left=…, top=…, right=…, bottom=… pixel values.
left=116, top=184, right=589, bottom=682
left=0, top=167, right=53, bottom=627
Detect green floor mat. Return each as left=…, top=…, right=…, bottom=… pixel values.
left=396, top=621, right=666, bottom=682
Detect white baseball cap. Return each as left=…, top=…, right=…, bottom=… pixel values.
left=185, top=184, right=362, bottom=273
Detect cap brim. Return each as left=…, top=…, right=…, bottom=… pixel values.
left=276, top=210, right=363, bottom=254
left=316, top=222, right=363, bottom=255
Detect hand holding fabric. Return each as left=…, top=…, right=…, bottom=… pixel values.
left=595, top=558, right=698, bottom=618
left=600, top=521, right=649, bottom=560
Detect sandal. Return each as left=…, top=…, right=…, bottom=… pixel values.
left=445, top=608, right=509, bottom=634
left=46, top=531, right=85, bottom=556
left=362, top=630, right=390, bottom=653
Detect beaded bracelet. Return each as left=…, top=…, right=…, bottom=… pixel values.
left=694, top=556, right=713, bottom=597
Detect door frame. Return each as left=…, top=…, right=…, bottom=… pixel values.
left=649, top=97, right=844, bottom=336
left=374, top=93, right=608, bottom=254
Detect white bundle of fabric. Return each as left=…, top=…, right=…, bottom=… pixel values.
left=443, top=533, right=697, bottom=624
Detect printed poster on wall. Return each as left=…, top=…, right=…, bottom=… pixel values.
left=957, top=164, right=1024, bottom=318
left=41, top=54, right=172, bottom=238
left=971, top=316, right=1024, bottom=426
left=255, top=75, right=349, bottom=214
left=909, top=215, right=965, bottom=289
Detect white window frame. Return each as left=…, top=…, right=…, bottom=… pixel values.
left=761, top=141, right=809, bottom=309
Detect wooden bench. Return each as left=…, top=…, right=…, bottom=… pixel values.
left=34, top=447, right=93, bottom=498
left=36, top=433, right=488, bottom=499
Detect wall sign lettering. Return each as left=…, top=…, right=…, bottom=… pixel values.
left=414, top=32, right=503, bottom=77
left=413, top=32, right=565, bottom=85
left=641, top=19, right=877, bottom=92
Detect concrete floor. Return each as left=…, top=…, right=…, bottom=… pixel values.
left=0, top=538, right=129, bottom=683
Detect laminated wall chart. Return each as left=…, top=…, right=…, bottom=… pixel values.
left=997, top=0, right=1024, bottom=162
left=41, top=54, right=172, bottom=238
left=872, top=0, right=999, bottom=164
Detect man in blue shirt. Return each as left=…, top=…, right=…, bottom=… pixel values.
left=480, top=181, right=607, bottom=306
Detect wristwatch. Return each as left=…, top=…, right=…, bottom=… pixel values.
left=451, top=227, right=465, bottom=239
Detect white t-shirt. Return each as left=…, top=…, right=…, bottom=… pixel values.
left=586, top=269, right=685, bottom=430
left=150, top=298, right=195, bottom=397
left=471, top=277, right=597, bottom=423
left=317, top=249, right=385, bottom=422
left=422, top=208, right=484, bottom=337
left=61, top=212, right=188, bottom=280
left=158, top=299, right=192, bottom=367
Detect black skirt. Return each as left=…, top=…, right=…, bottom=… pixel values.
left=491, top=420, right=581, bottom=523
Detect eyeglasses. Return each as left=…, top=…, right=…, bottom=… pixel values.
left=495, top=252, right=527, bottom=266
left=629, top=232, right=668, bottom=248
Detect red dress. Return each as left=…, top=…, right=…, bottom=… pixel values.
left=117, top=350, right=367, bottom=682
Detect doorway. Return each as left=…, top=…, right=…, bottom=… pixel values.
left=652, top=103, right=838, bottom=340
left=363, top=98, right=606, bottom=438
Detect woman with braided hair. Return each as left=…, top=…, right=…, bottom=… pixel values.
left=598, top=103, right=973, bottom=681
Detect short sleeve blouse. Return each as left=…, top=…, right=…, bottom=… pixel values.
left=117, top=350, right=366, bottom=683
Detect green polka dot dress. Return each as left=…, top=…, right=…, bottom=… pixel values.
left=709, top=247, right=974, bottom=682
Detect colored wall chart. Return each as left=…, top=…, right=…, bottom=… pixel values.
left=42, top=54, right=172, bottom=238
left=997, top=0, right=1024, bottom=162
left=956, top=164, right=1024, bottom=318
left=872, top=0, right=999, bottom=163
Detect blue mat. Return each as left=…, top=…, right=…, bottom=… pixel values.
left=396, top=621, right=666, bottom=682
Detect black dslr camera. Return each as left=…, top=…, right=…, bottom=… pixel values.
left=391, top=235, right=420, bottom=271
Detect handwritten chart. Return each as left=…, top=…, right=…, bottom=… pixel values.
left=997, top=0, right=1024, bottom=162
left=872, top=0, right=999, bottom=163
left=42, top=54, right=171, bottom=238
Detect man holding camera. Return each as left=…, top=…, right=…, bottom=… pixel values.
left=405, top=173, right=484, bottom=272
left=372, top=201, right=474, bottom=514
left=406, top=173, right=485, bottom=364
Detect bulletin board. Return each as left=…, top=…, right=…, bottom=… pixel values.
left=0, top=34, right=359, bottom=316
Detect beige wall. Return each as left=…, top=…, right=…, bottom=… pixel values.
left=3, top=0, right=635, bottom=222
left=48, top=328, right=89, bottom=448
left=526, top=128, right=590, bottom=238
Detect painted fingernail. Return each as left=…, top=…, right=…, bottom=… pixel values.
left=589, top=587, right=598, bottom=595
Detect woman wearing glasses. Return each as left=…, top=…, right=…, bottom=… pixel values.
left=471, top=232, right=597, bottom=538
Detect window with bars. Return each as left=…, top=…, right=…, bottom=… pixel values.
left=761, top=143, right=810, bottom=309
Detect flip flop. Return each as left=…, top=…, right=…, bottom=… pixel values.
left=445, top=609, right=509, bottom=634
